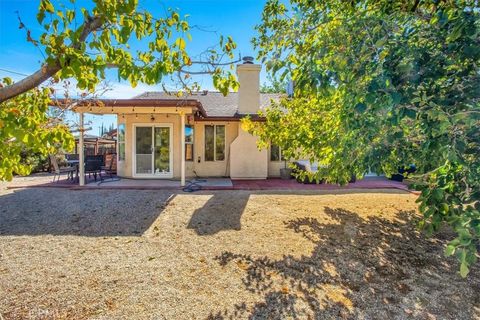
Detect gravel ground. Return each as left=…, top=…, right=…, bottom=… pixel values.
left=0, top=179, right=479, bottom=319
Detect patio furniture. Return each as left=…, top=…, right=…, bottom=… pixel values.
left=66, top=159, right=80, bottom=181
left=100, top=153, right=117, bottom=181
left=50, top=154, right=76, bottom=182
left=85, top=155, right=104, bottom=181
left=65, top=154, right=79, bottom=161
left=66, top=154, right=80, bottom=181
left=293, top=160, right=324, bottom=184
left=390, top=164, right=416, bottom=182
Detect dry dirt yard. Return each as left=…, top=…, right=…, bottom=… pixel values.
left=0, top=184, right=479, bottom=319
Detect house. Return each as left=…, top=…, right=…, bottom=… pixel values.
left=102, top=128, right=117, bottom=140
left=72, top=62, right=285, bottom=186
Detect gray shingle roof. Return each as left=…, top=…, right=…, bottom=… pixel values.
left=133, top=91, right=282, bottom=117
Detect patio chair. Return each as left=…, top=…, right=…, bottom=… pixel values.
left=293, top=160, right=325, bottom=184
left=85, top=155, right=104, bottom=182
left=100, top=153, right=117, bottom=181
left=50, top=154, right=76, bottom=182
left=65, top=153, right=79, bottom=161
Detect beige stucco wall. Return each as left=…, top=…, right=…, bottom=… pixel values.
left=116, top=114, right=283, bottom=179
left=237, top=64, right=261, bottom=114
left=189, top=121, right=239, bottom=177
left=230, top=129, right=268, bottom=179
left=268, top=149, right=285, bottom=177
left=117, top=114, right=239, bottom=179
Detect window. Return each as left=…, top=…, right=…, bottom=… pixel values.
left=205, top=125, right=225, bottom=161
left=118, top=123, right=126, bottom=161
left=270, top=144, right=285, bottom=161
left=185, top=125, right=194, bottom=161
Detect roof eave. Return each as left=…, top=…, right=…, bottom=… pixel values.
left=53, top=98, right=208, bottom=117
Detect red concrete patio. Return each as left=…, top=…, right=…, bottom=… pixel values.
left=231, top=176, right=411, bottom=192
left=5, top=174, right=414, bottom=193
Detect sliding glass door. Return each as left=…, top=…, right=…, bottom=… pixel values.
left=135, top=127, right=153, bottom=175
left=134, top=125, right=172, bottom=178
left=153, top=127, right=171, bottom=175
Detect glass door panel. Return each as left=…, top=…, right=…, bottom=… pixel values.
left=154, top=127, right=170, bottom=175
left=135, top=126, right=153, bottom=174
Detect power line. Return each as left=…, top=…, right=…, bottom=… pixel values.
left=0, top=68, right=29, bottom=77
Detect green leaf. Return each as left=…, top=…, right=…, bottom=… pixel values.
left=354, top=103, right=367, bottom=113
left=444, top=244, right=455, bottom=257
left=391, top=92, right=402, bottom=105
left=37, top=11, right=46, bottom=24
left=405, top=109, right=416, bottom=119
left=432, top=189, right=443, bottom=201
left=460, top=262, right=469, bottom=278
left=375, top=37, right=386, bottom=47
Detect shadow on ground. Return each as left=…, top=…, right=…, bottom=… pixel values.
left=187, top=192, right=250, bottom=235
left=0, top=188, right=251, bottom=237
left=0, top=188, right=414, bottom=238
left=185, top=189, right=410, bottom=236
left=0, top=188, right=174, bottom=236
left=209, top=207, right=480, bottom=319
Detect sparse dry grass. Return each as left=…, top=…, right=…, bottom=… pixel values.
left=0, top=181, right=479, bottom=319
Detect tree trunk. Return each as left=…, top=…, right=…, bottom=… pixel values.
left=0, top=64, right=61, bottom=103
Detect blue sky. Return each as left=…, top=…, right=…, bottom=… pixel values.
left=0, top=0, right=268, bottom=135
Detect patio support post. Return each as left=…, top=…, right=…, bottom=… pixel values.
left=95, top=138, right=99, bottom=155
left=79, top=112, right=85, bottom=186
left=180, top=112, right=186, bottom=187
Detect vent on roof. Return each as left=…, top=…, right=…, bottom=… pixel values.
left=242, top=56, right=254, bottom=64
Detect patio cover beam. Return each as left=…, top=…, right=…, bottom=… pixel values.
left=180, top=112, right=186, bottom=187
left=54, top=98, right=204, bottom=116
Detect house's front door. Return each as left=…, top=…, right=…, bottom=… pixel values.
left=134, top=125, right=173, bottom=178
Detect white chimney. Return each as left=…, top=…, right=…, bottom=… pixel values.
left=236, top=57, right=261, bottom=114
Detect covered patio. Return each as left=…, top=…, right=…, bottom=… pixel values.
left=68, top=98, right=202, bottom=187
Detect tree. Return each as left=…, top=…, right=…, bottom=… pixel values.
left=260, top=74, right=288, bottom=93
left=248, top=0, right=480, bottom=276
left=0, top=78, right=74, bottom=180
left=0, top=0, right=238, bottom=102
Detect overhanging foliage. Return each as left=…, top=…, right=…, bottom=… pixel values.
left=248, top=0, right=480, bottom=276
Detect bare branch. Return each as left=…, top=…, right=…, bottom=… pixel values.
left=0, top=15, right=103, bottom=103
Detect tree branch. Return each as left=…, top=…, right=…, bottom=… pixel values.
left=0, top=15, right=103, bottom=103
left=411, top=0, right=421, bottom=12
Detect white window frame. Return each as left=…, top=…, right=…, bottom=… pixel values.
left=204, top=124, right=226, bottom=162
left=185, top=125, right=194, bottom=161
left=270, top=144, right=285, bottom=162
